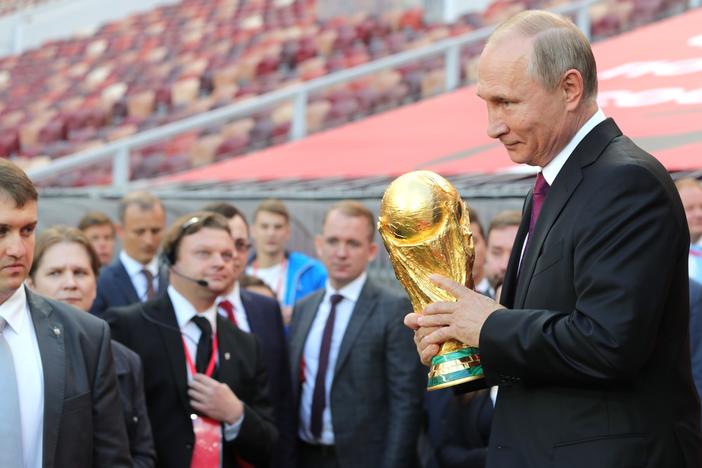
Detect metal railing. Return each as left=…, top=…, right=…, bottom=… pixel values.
left=27, top=0, right=598, bottom=187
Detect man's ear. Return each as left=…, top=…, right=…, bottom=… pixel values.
left=561, top=68, right=585, bottom=111
left=315, top=234, right=323, bottom=259
left=368, top=242, right=378, bottom=262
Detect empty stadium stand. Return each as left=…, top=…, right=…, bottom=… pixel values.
left=0, top=0, right=694, bottom=187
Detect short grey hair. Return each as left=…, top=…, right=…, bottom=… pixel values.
left=489, top=10, right=598, bottom=100
left=118, top=191, right=164, bottom=222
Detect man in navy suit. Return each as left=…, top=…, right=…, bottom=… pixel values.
left=91, top=192, right=167, bottom=316
left=205, top=202, right=297, bottom=467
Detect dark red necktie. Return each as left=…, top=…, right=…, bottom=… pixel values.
left=520, top=172, right=550, bottom=275
left=528, top=172, right=550, bottom=238
left=310, top=293, right=344, bottom=440
left=142, top=269, right=156, bottom=300
left=218, top=300, right=238, bottom=327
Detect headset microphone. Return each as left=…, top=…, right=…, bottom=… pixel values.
left=170, top=267, right=209, bottom=288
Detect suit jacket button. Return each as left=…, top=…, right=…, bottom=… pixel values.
left=186, top=443, right=193, bottom=450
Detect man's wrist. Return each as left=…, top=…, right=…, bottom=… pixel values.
left=225, top=400, right=244, bottom=425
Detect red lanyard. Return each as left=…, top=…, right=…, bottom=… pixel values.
left=252, top=258, right=288, bottom=299
left=181, top=331, right=219, bottom=377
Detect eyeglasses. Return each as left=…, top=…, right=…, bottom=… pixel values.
left=233, top=238, right=250, bottom=253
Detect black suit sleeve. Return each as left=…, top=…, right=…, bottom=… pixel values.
left=90, top=277, right=109, bottom=316
left=269, top=300, right=298, bottom=468
left=128, top=352, right=157, bottom=468
left=481, top=164, right=685, bottom=385
left=227, top=338, right=279, bottom=465
left=93, top=321, right=134, bottom=467
left=382, top=294, right=425, bottom=468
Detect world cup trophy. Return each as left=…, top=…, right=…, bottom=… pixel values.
left=378, top=170, right=485, bottom=391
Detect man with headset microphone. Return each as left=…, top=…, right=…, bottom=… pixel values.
left=104, top=211, right=278, bottom=468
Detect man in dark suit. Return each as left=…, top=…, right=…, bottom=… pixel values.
left=406, top=10, right=702, bottom=468
left=105, top=211, right=278, bottom=467
left=289, top=200, right=424, bottom=468
left=0, top=159, right=130, bottom=467
left=91, top=191, right=168, bottom=316
left=204, top=202, right=297, bottom=467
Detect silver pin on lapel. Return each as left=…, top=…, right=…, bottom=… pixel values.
left=224, top=352, right=231, bottom=360
left=53, top=327, right=61, bottom=336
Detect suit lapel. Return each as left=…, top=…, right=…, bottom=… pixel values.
left=289, top=291, right=324, bottom=393
left=115, top=260, right=140, bottom=304
left=148, top=295, right=190, bottom=413
left=216, top=316, right=239, bottom=388
left=514, top=118, right=622, bottom=307
left=26, top=290, right=65, bottom=468
left=500, top=197, right=531, bottom=308
left=334, top=280, right=378, bottom=374
left=240, top=290, right=263, bottom=336
left=514, top=165, right=583, bottom=306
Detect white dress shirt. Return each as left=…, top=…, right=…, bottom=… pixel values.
left=120, top=251, right=160, bottom=302
left=298, top=272, right=367, bottom=445
left=216, top=282, right=251, bottom=333
left=168, top=286, right=243, bottom=443
left=246, top=262, right=287, bottom=302
left=0, top=285, right=44, bottom=468
left=519, top=109, right=607, bottom=267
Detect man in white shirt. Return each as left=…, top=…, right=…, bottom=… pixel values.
left=288, top=201, right=424, bottom=468
left=0, top=158, right=130, bottom=467
left=246, top=199, right=327, bottom=324
left=104, top=211, right=277, bottom=467
left=91, top=191, right=167, bottom=315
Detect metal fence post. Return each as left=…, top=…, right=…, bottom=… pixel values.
left=290, top=89, right=308, bottom=141
left=445, top=43, right=461, bottom=92
left=112, top=146, right=130, bottom=188
left=575, top=1, right=592, bottom=41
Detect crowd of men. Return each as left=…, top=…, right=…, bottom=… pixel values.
left=3, top=9, right=702, bottom=468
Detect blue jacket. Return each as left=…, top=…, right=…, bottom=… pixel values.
left=283, top=251, right=326, bottom=307
left=248, top=251, right=327, bottom=308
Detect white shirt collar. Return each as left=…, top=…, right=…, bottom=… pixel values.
left=218, top=281, right=243, bottom=309
left=120, top=250, right=159, bottom=277
left=0, top=285, right=28, bottom=334
left=168, top=285, right=217, bottom=332
left=541, top=109, right=606, bottom=185
left=324, top=271, right=367, bottom=304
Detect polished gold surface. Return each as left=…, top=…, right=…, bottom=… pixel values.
left=378, top=170, right=474, bottom=312
left=378, top=170, right=482, bottom=390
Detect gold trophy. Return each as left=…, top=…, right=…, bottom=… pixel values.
left=378, top=170, right=485, bottom=391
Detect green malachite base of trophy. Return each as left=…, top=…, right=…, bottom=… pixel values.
left=427, top=346, right=484, bottom=391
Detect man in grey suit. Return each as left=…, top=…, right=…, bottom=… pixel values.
left=288, top=200, right=424, bottom=468
left=0, top=159, right=130, bottom=467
